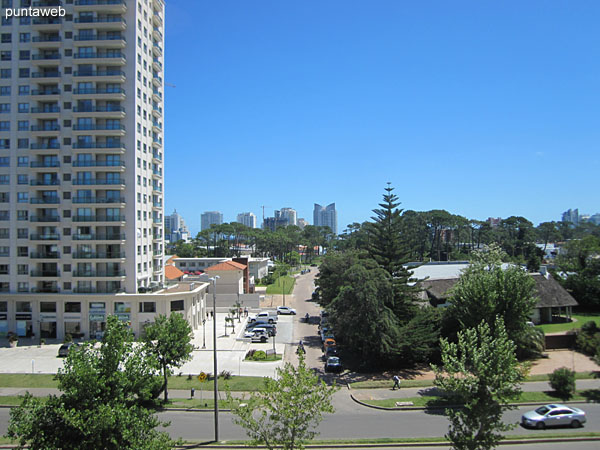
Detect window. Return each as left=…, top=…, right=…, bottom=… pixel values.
left=19, top=50, right=29, bottom=60
left=17, top=246, right=28, bottom=257
left=18, top=68, right=29, bottom=78
left=0, top=51, right=11, bottom=61
left=19, top=33, right=29, bottom=43
left=17, top=192, right=28, bottom=203
left=0, top=175, right=8, bottom=185
left=0, top=246, right=8, bottom=256
left=0, top=121, right=9, bottom=131
left=17, top=138, right=28, bottom=148
left=16, top=302, right=32, bottom=313
left=17, top=282, right=29, bottom=293
left=17, top=121, right=28, bottom=131
left=17, top=210, right=28, bottom=221
left=65, top=302, right=81, bottom=313
left=139, top=302, right=156, bottom=313
left=0, top=104, right=10, bottom=113
left=0, top=228, right=7, bottom=238
left=0, top=69, right=11, bottom=79
left=17, top=156, right=28, bottom=166
left=0, top=86, right=9, bottom=96
left=17, top=264, right=28, bottom=275
left=40, top=302, right=56, bottom=313
left=170, top=300, right=184, bottom=312
left=0, top=265, right=8, bottom=274
left=0, top=157, right=8, bottom=167
left=0, top=34, right=10, bottom=43
left=18, top=85, right=29, bottom=95
left=17, top=174, right=28, bottom=184
left=17, top=229, right=27, bottom=239
left=18, top=103, right=29, bottom=113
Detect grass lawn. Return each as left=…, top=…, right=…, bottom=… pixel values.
left=265, top=275, right=295, bottom=295
left=245, top=353, right=282, bottom=362
left=0, top=373, right=267, bottom=391
left=363, top=389, right=600, bottom=408
left=536, top=313, right=600, bottom=334
left=349, top=371, right=597, bottom=390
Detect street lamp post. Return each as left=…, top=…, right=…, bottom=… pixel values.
left=202, top=318, right=206, bottom=349
left=210, top=276, right=220, bottom=442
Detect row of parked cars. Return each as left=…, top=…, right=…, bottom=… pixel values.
left=318, top=310, right=341, bottom=372
left=244, top=306, right=298, bottom=342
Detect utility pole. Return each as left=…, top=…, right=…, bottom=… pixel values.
left=210, top=276, right=220, bottom=442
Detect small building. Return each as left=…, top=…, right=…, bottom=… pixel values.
left=205, top=260, right=247, bottom=295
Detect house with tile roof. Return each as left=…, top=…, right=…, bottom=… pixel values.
left=205, top=260, right=248, bottom=295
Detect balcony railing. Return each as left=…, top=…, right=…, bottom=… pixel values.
left=72, top=233, right=125, bottom=240
left=30, top=161, right=60, bottom=167
left=72, top=87, right=125, bottom=95
left=31, top=89, right=61, bottom=95
left=30, top=180, right=59, bottom=186
left=72, top=178, right=125, bottom=186
left=31, top=106, right=60, bottom=113
left=72, top=196, right=126, bottom=204
left=32, top=71, right=61, bottom=78
left=30, top=270, right=60, bottom=277
left=31, top=287, right=60, bottom=293
left=32, top=35, right=61, bottom=42
left=32, top=53, right=61, bottom=60
left=73, top=160, right=124, bottom=167
left=30, top=215, right=60, bottom=222
left=30, top=197, right=60, bottom=204
left=30, top=252, right=60, bottom=259
left=73, top=52, right=126, bottom=59
left=75, top=0, right=126, bottom=5
left=72, top=252, right=126, bottom=259
left=74, top=34, right=126, bottom=42
left=30, top=233, right=60, bottom=240
left=72, top=124, right=125, bottom=131
left=72, top=270, right=126, bottom=277
left=72, top=142, right=125, bottom=149
left=72, top=215, right=124, bottom=222
left=72, top=106, right=125, bottom=113
left=73, top=70, right=125, bottom=77
left=31, top=124, right=60, bottom=131
left=74, top=17, right=126, bottom=24
left=31, top=143, right=60, bottom=149
left=72, top=287, right=123, bottom=294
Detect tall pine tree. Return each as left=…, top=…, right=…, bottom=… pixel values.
left=368, top=183, right=417, bottom=322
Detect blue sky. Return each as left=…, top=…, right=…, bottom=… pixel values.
left=164, top=1, right=599, bottom=234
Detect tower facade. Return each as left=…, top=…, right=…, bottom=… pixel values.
left=313, top=203, right=337, bottom=235
left=201, top=211, right=223, bottom=231
left=236, top=212, right=256, bottom=229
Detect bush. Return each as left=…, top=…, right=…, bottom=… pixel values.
left=581, top=321, right=599, bottom=335
left=220, top=370, right=232, bottom=380
left=549, top=367, right=576, bottom=400
left=252, top=350, right=267, bottom=361
left=63, top=333, right=73, bottom=343
left=575, top=330, right=600, bottom=356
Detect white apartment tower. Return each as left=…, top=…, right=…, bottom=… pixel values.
left=236, top=211, right=256, bottom=229
left=0, top=0, right=165, bottom=299
left=201, top=211, right=222, bottom=231
left=279, top=207, right=297, bottom=226
left=314, top=203, right=337, bottom=235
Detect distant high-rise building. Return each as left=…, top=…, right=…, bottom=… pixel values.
left=279, top=208, right=297, bottom=226
left=487, top=217, right=502, bottom=228
left=297, top=218, right=308, bottom=229
left=263, top=216, right=288, bottom=232
left=201, top=211, right=223, bottom=231
left=562, top=209, right=579, bottom=225
left=314, top=203, right=338, bottom=235
left=236, top=212, right=257, bottom=228
left=589, top=214, right=600, bottom=226
left=165, top=210, right=190, bottom=243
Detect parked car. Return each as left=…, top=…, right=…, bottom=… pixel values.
left=276, top=306, right=296, bottom=315
left=325, top=356, right=342, bottom=372
left=57, top=342, right=79, bottom=357
left=246, top=322, right=277, bottom=334
left=249, top=311, right=278, bottom=324
left=311, top=291, right=319, bottom=301
left=322, top=345, right=338, bottom=360
left=323, top=338, right=336, bottom=350
left=250, top=331, right=269, bottom=343
left=320, top=328, right=334, bottom=342
left=522, top=404, right=587, bottom=429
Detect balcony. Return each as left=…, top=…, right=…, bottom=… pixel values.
left=72, top=124, right=126, bottom=136
left=152, top=137, right=163, bottom=148
left=152, top=104, right=162, bottom=117
left=73, top=52, right=126, bottom=65
left=72, top=178, right=125, bottom=186
left=32, top=35, right=61, bottom=43
left=72, top=287, right=123, bottom=294
left=152, top=201, right=162, bottom=208
left=32, top=18, right=62, bottom=31
left=152, top=27, right=163, bottom=41
left=72, top=196, right=126, bottom=204
left=73, top=160, right=125, bottom=168
left=31, top=287, right=60, bottom=293
left=72, top=252, right=126, bottom=259
left=30, top=179, right=60, bottom=186
left=72, top=142, right=125, bottom=151
left=30, top=161, right=60, bottom=168
left=153, top=11, right=163, bottom=27
left=30, top=105, right=60, bottom=113
left=152, top=151, right=162, bottom=162
left=30, top=89, right=61, bottom=99
left=30, top=251, right=60, bottom=259
left=30, top=197, right=60, bottom=204
left=75, top=0, right=127, bottom=13
left=72, top=270, right=126, bottom=277
left=31, top=53, right=61, bottom=62
left=30, top=270, right=61, bottom=277
left=30, top=233, right=60, bottom=240
left=31, top=71, right=61, bottom=81
left=72, top=215, right=125, bottom=222
left=32, top=1, right=63, bottom=6
left=31, top=142, right=60, bottom=150
left=152, top=42, right=163, bottom=57
left=72, top=233, right=125, bottom=241
left=73, top=70, right=125, bottom=82
left=73, top=34, right=126, bottom=47
left=152, top=88, right=162, bottom=102
left=30, top=215, right=60, bottom=222
left=72, top=106, right=125, bottom=119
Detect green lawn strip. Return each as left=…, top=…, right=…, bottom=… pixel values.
left=163, top=398, right=232, bottom=410
left=350, top=371, right=597, bottom=390
left=0, top=374, right=267, bottom=391
left=363, top=389, right=599, bottom=408
left=536, top=313, right=600, bottom=334
left=265, top=275, right=295, bottom=295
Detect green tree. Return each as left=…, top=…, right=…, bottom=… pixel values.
left=444, top=244, right=540, bottom=358
left=143, top=313, right=194, bottom=402
left=6, top=316, right=172, bottom=450
left=433, top=317, right=525, bottom=450
left=556, top=236, right=600, bottom=309
left=227, top=353, right=338, bottom=450
left=549, top=367, right=576, bottom=400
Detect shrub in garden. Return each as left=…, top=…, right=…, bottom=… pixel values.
left=549, top=367, right=576, bottom=400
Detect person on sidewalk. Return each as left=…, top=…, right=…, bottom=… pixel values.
left=392, top=375, right=401, bottom=390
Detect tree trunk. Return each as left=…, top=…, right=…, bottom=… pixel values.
left=163, top=362, right=168, bottom=402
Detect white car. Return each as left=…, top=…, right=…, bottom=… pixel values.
left=522, top=404, right=587, bottom=429
left=277, top=306, right=296, bottom=315
left=244, top=327, right=267, bottom=338
left=249, top=311, right=278, bottom=323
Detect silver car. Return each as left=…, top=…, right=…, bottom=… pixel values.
left=521, top=404, right=586, bottom=429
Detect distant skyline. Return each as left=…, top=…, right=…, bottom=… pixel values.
left=164, top=1, right=599, bottom=235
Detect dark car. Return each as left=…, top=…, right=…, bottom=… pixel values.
left=325, top=356, right=342, bottom=372
left=322, top=345, right=338, bottom=360
left=57, top=342, right=79, bottom=357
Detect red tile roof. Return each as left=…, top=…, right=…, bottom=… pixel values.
left=165, top=265, right=185, bottom=280
left=205, top=261, right=246, bottom=271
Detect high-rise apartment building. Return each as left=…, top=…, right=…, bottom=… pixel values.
left=165, top=209, right=189, bottom=242
left=562, top=209, right=579, bottom=225
left=236, top=212, right=256, bottom=229
left=313, top=203, right=337, bottom=235
left=201, top=211, right=223, bottom=231
left=0, top=0, right=170, bottom=339
left=279, top=207, right=297, bottom=226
